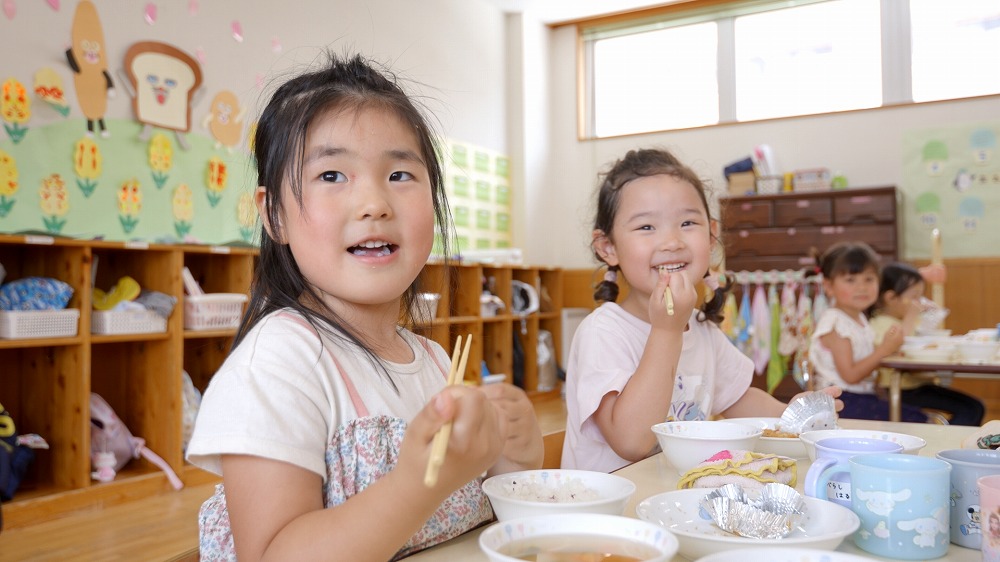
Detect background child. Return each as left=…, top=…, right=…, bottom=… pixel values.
left=808, top=242, right=928, bottom=423
left=562, top=148, right=840, bottom=473
left=186, top=53, right=542, bottom=561
left=871, top=262, right=984, bottom=425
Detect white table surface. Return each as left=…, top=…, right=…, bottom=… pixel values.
left=404, top=418, right=981, bottom=561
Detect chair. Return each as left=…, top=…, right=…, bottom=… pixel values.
left=541, top=430, right=565, bottom=469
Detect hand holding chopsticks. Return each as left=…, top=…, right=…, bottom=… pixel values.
left=423, top=334, right=473, bottom=487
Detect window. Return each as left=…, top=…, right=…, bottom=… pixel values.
left=581, top=0, right=1000, bottom=138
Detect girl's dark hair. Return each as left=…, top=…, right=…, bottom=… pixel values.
left=233, top=53, right=451, bottom=376
left=871, top=262, right=924, bottom=314
left=814, top=241, right=881, bottom=279
left=591, top=148, right=729, bottom=323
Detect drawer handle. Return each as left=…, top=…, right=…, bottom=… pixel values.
left=798, top=257, right=815, bottom=265
left=849, top=196, right=872, bottom=204
left=741, top=203, right=752, bottom=211
left=821, top=226, right=835, bottom=234
left=795, top=200, right=810, bottom=208
left=739, top=230, right=749, bottom=238
left=787, top=227, right=796, bottom=236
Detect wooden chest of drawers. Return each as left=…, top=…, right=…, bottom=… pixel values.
left=720, top=186, right=899, bottom=272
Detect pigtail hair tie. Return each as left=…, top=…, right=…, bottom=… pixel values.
left=603, top=269, right=617, bottom=283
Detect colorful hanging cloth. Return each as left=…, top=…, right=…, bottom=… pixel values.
left=736, top=287, right=753, bottom=356
left=721, top=291, right=739, bottom=343
left=791, top=285, right=814, bottom=389
left=750, top=283, right=771, bottom=374
left=777, top=282, right=800, bottom=357
left=766, top=283, right=785, bottom=393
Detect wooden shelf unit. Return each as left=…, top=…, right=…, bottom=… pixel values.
left=0, top=235, right=560, bottom=528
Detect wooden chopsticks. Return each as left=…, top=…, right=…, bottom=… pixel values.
left=423, top=333, right=473, bottom=487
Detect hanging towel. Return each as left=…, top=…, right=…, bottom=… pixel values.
left=813, top=288, right=828, bottom=323
left=721, top=291, right=739, bottom=343
left=750, top=284, right=771, bottom=374
left=791, top=286, right=814, bottom=389
left=736, top=287, right=753, bottom=356
left=777, top=283, right=800, bottom=357
left=766, top=283, right=786, bottom=393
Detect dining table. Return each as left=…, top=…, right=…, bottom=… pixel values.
left=880, top=356, right=1000, bottom=422
left=405, top=418, right=983, bottom=561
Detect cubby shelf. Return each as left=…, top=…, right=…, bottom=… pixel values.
left=0, top=234, right=562, bottom=528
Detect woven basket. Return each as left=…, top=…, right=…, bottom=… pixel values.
left=184, top=293, right=248, bottom=330
left=92, top=309, right=167, bottom=335
left=0, top=309, right=80, bottom=339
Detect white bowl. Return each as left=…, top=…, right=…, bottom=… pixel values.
left=481, top=469, right=636, bottom=521
left=915, top=328, right=952, bottom=337
left=695, top=546, right=878, bottom=562
left=651, top=421, right=762, bottom=475
left=799, top=429, right=927, bottom=461
left=637, top=489, right=859, bottom=561
left=725, top=417, right=809, bottom=459
left=956, top=340, right=1000, bottom=363
left=478, top=513, right=679, bottom=562
left=902, top=346, right=955, bottom=362
left=966, top=328, right=999, bottom=342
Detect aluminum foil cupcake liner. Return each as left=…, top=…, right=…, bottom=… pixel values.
left=700, top=483, right=806, bottom=540
left=779, top=391, right=837, bottom=434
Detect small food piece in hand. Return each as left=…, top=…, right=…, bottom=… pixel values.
left=664, top=286, right=674, bottom=316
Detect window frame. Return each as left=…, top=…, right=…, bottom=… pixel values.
left=574, top=0, right=997, bottom=140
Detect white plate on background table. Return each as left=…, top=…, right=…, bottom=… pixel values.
left=695, top=547, right=877, bottom=562
left=636, top=488, right=860, bottom=561
left=726, top=417, right=809, bottom=459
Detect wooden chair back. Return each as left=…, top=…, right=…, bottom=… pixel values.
left=541, top=430, right=565, bottom=469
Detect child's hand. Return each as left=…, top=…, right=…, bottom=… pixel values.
left=399, top=385, right=504, bottom=494
left=649, top=269, right=696, bottom=330
left=478, top=383, right=544, bottom=474
left=877, top=325, right=905, bottom=356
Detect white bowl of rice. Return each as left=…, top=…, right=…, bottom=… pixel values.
left=481, top=469, right=636, bottom=521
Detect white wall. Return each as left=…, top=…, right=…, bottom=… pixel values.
left=520, top=23, right=1000, bottom=269
left=1, top=0, right=508, bottom=151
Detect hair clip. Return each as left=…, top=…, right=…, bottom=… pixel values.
left=603, top=269, right=617, bottom=283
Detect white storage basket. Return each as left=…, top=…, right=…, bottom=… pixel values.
left=92, top=309, right=167, bottom=335
left=0, top=309, right=81, bottom=339
left=184, top=293, right=248, bottom=330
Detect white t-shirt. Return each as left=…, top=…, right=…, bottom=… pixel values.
left=186, top=310, right=492, bottom=559
left=561, top=303, right=753, bottom=473
left=808, top=307, right=876, bottom=394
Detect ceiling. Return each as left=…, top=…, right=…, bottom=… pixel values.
left=483, top=0, right=679, bottom=24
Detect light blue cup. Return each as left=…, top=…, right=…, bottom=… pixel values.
left=850, top=454, right=951, bottom=560
left=935, top=448, right=1000, bottom=548
left=804, top=437, right=904, bottom=509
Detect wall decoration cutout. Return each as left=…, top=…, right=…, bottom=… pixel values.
left=143, top=3, right=156, bottom=25
left=122, top=41, right=203, bottom=149
left=237, top=191, right=256, bottom=243
left=33, top=68, right=70, bottom=117
left=3, top=0, right=14, bottom=20
left=39, top=173, right=68, bottom=233
left=970, top=128, right=995, bottom=165
left=231, top=20, right=243, bottom=42
left=172, top=183, right=193, bottom=238
left=2, top=78, right=30, bottom=143
left=903, top=123, right=1000, bottom=259
left=187, top=0, right=197, bottom=16
left=205, top=156, right=226, bottom=207
left=46, top=0, right=60, bottom=11
left=117, top=178, right=141, bottom=234
left=66, top=0, right=114, bottom=138
left=202, top=90, right=244, bottom=151
left=0, top=148, right=18, bottom=216
left=148, top=133, right=172, bottom=189
left=73, top=136, right=101, bottom=197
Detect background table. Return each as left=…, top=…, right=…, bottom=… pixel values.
left=405, top=419, right=981, bottom=561
left=881, top=356, right=1000, bottom=422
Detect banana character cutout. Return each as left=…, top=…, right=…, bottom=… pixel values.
left=66, top=0, right=115, bottom=137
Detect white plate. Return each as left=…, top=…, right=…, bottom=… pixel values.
left=798, top=429, right=927, bottom=461
left=695, top=547, right=876, bottom=562
left=725, top=417, right=809, bottom=459
left=636, top=489, right=860, bottom=561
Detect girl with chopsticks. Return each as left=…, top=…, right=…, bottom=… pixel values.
left=563, top=148, right=841, bottom=473
left=187, top=53, right=542, bottom=561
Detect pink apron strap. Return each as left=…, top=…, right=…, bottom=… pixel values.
left=416, top=336, right=450, bottom=380
left=276, top=313, right=370, bottom=417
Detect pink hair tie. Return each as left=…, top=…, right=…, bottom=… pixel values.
left=604, top=270, right=617, bottom=283
left=704, top=273, right=720, bottom=291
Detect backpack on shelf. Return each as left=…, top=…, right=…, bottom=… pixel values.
left=89, top=393, right=183, bottom=490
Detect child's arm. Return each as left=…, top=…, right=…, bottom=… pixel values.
left=479, top=382, right=544, bottom=475
left=221, top=385, right=503, bottom=561
left=820, top=327, right=902, bottom=384
left=591, top=271, right=697, bottom=462
left=722, top=385, right=844, bottom=418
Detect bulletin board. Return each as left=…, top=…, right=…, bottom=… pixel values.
left=439, top=138, right=512, bottom=255
left=901, top=122, right=1000, bottom=259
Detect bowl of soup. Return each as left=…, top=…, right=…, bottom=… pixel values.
left=482, top=469, right=636, bottom=521
left=478, top=512, right=679, bottom=562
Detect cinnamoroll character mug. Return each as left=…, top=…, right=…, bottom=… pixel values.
left=850, top=454, right=950, bottom=560
left=935, top=448, right=1000, bottom=549
left=804, top=437, right=903, bottom=509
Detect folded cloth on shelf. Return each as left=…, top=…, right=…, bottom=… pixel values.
left=677, top=449, right=797, bottom=492
left=961, top=420, right=1000, bottom=450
